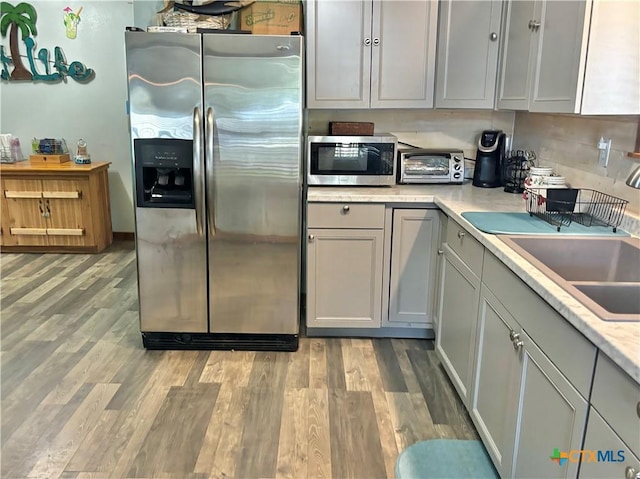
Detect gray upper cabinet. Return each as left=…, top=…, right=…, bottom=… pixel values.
left=306, top=0, right=437, bottom=109
left=435, top=0, right=503, bottom=109
left=498, top=0, right=640, bottom=114
left=498, top=0, right=587, bottom=113
left=388, top=209, right=440, bottom=325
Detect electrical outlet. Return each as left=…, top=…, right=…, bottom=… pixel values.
left=597, top=137, right=611, bottom=167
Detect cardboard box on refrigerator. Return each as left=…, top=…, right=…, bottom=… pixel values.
left=239, top=0, right=303, bottom=35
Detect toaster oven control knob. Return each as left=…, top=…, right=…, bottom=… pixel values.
left=453, top=155, right=462, bottom=162
left=454, top=172, right=461, bottom=179
left=454, top=164, right=462, bottom=171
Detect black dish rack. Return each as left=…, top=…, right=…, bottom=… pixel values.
left=525, top=188, right=628, bottom=232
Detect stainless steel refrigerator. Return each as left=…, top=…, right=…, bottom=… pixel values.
left=125, top=32, right=303, bottom=351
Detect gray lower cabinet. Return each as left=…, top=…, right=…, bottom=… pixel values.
left=435, top=0, right=503, bottom=109
left=435, top=243, right=480, bottom=407
left=307, top=228, right=384, bottom=329
left=435, top=217, right=483, bottom=407
left=579, top=406, right=640, bottom=479
left=472, top=284, right=588, bottom=479
left=388, top=209, right=440, bottom=325
left=306, top=202, right=386, bottom=328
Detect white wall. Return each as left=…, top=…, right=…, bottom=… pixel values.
left=0, top=1, right=135, bottom=232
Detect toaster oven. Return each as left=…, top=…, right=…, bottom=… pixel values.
left=397, top=148, right=465, bottom=184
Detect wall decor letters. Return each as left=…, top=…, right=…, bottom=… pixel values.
left=0, top=1, right=94, bottom=82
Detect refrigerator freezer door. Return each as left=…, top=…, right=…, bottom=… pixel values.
left=126, top=32, right=208, bottom=333
left=203, top=35, right=303, bottom=335
left=136, top=208, right=207, bottom=332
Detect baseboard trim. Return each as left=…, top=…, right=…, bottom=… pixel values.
left=113, top=232, right=135, bottom=241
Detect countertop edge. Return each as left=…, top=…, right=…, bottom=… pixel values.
left=308, top=185, right=640, bottom=383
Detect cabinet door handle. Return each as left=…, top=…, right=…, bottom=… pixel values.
left=437, top=249, right=444, bottom=255
left=509, top=330, right=520, bottom=341
left=490, top=32, right=498, bottom=41
left=528, top=20, right=540, bottom=31
left=44, top=199, right=51, bottom=218
left=457, top=230, right=465, bottom=239
left=625, top=466, right=640, bottom=479
left=636, top=401, right=640, bottom=419
left=38, top=199, right=44, bottom=216
left=363, top=38, right=372, bottom=46
left=372, top=38, right=380, bottom=46
left=342, top=205, right=350, bottom=213
left=308, top=234, right=315, bottom=242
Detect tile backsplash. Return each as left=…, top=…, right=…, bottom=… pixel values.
left=513, top=112, right=640, bottom=215
left=307, top=109, right=515, bottom=160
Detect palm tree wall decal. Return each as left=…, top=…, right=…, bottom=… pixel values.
left=0, top=2, right=37, bottom=80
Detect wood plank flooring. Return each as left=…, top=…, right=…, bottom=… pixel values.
left=1, top=242, right=478, bottom=479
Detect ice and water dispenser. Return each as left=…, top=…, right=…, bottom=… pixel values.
left=134, top=139, right=194, bottom=208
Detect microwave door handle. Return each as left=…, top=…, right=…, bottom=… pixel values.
left=193, top=107, right=204, bottom=237
left=205, top=106, right=216, bottom=237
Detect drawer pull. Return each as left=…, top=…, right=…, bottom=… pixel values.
left=46, top=228, right=85, bottom=236
left=457, top=230, right=465, bottom=239
left=5, top=191, right=42, bottom=199
left=308, top=234, right=315, bottom=242
left=42, top=191, right=81, bottom=199
left=10, top=227, right=47, bottom=236
left=342, top=205, right=350, bottom=213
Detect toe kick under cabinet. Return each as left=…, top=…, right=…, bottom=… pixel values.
left=306, top=202, right=442, bottom=337
left=0, top=161, right=113, bottom=253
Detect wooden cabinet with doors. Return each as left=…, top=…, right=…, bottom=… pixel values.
left=0, top=161, right=112, bottom=253
left=306, top=0, right=437, bottom=108
left=435, top=0, right=503, bottom=109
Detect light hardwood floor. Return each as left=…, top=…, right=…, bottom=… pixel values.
left=0, top=241, right=478, bottom=479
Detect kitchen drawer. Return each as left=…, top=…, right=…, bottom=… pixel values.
left=308, top=203, right=385, bottom=229
left=591, top=352, right=640, bottom=455
left=445, top=217, right=483, bottom=275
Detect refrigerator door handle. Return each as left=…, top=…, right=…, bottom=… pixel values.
left=205, top=106, right=216, bottom=236
left=193, top=107, right=205, bottom=237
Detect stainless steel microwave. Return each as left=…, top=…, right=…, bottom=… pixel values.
left=397, top=148, right=464, bottom=184
left=307, top=134, right=398, bottom=186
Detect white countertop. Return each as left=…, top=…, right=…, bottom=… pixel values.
left=308, top=183, right=640, bottom=383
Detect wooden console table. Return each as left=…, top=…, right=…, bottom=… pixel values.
left=0, top=161, right=113, bottom=253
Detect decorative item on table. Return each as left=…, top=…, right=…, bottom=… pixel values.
left=0, top=134, right=25, bottom=163
left=29, top=137, right=70, bottom=164
left=502, top=149, right=536, bottom=193
left=74, top=138, right=91, bottom=164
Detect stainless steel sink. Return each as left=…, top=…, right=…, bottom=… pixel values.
left=499, top=235, right=640, bottom=321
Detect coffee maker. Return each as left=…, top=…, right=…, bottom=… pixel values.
left=472, top=130, right=505, bottom=188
